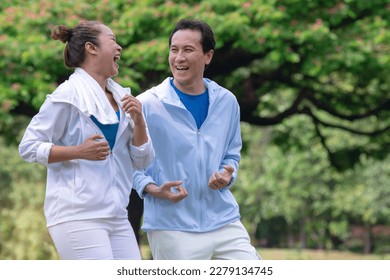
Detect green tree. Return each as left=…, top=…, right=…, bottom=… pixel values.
left=0, top=136, right=58, bottom=259
left=331, top=156, right=390, bottom=253
left=236, top=121, right=390, bottom=253
left=237, top=120, right=337, bottom=250
left=1, top=0, right=389, bottom=170
left=1, top=0, right=389, bottom=258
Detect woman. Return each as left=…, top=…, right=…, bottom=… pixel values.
left=19, top=21, right=154, bottom=259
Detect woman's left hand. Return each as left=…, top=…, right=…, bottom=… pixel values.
left=121, top=95, right=144, bottom=125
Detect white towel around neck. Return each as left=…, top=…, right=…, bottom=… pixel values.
left=69, top=67, right=131, bottom=125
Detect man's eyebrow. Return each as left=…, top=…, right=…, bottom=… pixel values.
left=170, top=43, right=196, bottom=48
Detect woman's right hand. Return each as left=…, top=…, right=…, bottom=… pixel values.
left=78, top=134, right=110, bottom=160
left=48, top=134, right=110, bottom=163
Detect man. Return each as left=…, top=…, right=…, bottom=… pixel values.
left=133, top=19, right=260, bottom=260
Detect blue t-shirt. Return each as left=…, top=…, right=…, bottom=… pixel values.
left=170, top=79, right=209, bottom=129
left=90, top=111, right=120, bottom=150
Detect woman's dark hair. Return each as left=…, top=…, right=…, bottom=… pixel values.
left=51, top=21, right=102, bottom=68
left=169, top=19, right=216, bottom=54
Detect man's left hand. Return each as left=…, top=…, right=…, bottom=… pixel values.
left=208, top=165, right=234, bottom=190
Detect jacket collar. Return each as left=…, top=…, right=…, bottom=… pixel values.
left=150, top=77, right=222, bottom=108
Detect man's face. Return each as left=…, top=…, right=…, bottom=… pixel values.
left=169, top=29, right=213, bottom=92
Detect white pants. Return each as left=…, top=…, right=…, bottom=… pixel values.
left=147, top=221, right=261, bottom=260
left=48, top=218, right=141, bottom=260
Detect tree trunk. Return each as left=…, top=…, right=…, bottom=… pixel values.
left=287, top=223, right=295, bottom=248
left=299, top=217, right=307, bottom=249
left=363, top=224, right=373, bottom=254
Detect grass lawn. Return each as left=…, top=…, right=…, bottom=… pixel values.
left=140, top=245, right=390, bottom=260
left=259, top=248, right=390, bottom=260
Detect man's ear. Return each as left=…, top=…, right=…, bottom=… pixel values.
left=205, top=49, right=214, bottom=65
left=85, top=42, right=98, bottom=55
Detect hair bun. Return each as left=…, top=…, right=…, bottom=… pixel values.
left=51, top=25, right=71, bottom=44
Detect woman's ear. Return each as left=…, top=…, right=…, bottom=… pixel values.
left=85, top=42, right=98, bottom=55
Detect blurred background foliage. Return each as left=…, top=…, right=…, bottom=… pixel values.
left=0, top=0, right=389, bottom=259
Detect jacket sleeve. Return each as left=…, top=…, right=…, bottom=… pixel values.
left=129, top=125, right=155, bottom=170
left=219, top=97, right=242, bottom=191
left=131, top=89, right=158, bottom=197
left=132, top=168, right=157, bottom=199
left=18, top=98, right=69, bottom=166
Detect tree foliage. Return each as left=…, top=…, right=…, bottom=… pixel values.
left=1, top=0, right=389, bottom=170
left=0, top=137, right=58, bottom=259
left=236, top=121, right=390, bottom=253
left=0, top=0, right=389, bottom=258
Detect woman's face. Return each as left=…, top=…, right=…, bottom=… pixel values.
left=95, top=24, right=122, bottom=77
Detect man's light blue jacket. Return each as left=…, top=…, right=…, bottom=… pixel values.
left=133, top=77, right=242, bottom=232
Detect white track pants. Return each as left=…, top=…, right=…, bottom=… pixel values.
left=147, top=221, right=261, bottom=260
left=48, top=218, right=141, bottom=260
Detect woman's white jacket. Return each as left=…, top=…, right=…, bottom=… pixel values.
left=19, top=80, right=154, bottom=227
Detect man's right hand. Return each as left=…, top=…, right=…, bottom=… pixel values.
left=145, top=181, right=188, bottom=203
